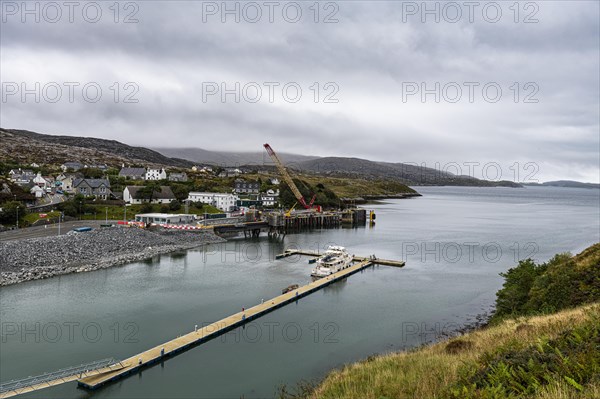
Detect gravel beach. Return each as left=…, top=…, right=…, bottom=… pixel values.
left=0, top=227, right=226, bottom=286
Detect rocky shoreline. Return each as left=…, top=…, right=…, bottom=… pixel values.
left=0, top=227, right=226, bottom=286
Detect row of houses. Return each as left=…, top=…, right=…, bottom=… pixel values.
left=118, top=167, right=188, bottom=182
left=123, top=186, right=279, bottom=211
left=8, top=169, right=112, bottom=199
left=61, top=162, right=108, bottom=172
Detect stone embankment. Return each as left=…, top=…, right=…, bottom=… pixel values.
left=0, top=227, right=225, bottom=286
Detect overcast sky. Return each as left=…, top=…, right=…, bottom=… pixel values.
left=1, top=1, right=599, bottom=182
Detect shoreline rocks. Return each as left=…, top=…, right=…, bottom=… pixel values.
left=0, top=227, right=226, bottom=287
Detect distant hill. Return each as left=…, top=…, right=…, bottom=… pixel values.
left=1, top=128, right=193, bottom=168
left=153, top=147, right=319, bottom=166
left=542, top=180, right=600, bottom=189
left=294, top=157, right=522, bottom=187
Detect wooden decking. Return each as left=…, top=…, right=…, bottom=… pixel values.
left=276, top=249, right=406, bottom=268
left=77, top=259, right=376, bottom=390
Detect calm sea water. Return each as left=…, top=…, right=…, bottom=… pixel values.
left=1, top=186, right=598, bottom=398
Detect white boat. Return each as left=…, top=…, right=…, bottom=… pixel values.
left=310, top=246, right=354, bottom=278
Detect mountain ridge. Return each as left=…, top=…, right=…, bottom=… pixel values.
left=2, top=127, right=523, bottom=187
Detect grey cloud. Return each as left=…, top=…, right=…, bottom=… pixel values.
left=1, top=0, right=598, bottom=182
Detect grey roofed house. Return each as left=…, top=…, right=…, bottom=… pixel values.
left=61, top=161, right=85, bottom=171
left=119, top=167, right=146, bottom=179
left=168, top=172, right=188, bottom=182
left=89, top=164, right=109, bottom=170
left=234, top=179, right=260, bottom=194
left=9, top=168, right=36, bottom=184
left=123, top=185, right=176, bottom=204
left=73, top=178, right=112, bottom=199
left=9, top=168, right=34, bottom=176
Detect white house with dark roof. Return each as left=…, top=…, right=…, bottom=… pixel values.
left=30, top=185, right=44, bottom=198
left=260, top=189, right=279, bottom=207
left=123, top=185, right=175, bottom=204
left=33, top=172, right=50, bottom=188
left=145, top=168, right=167, bottom=181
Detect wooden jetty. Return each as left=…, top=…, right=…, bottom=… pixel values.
left=77, top=259, right=385, bottom=390
left=1, top=251, right=403, bottom=397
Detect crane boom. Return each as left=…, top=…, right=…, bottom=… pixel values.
left=263, top=143, right=309, bottom=208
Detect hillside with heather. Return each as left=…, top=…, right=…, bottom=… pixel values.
left=0, top=128, right=192, bottom=168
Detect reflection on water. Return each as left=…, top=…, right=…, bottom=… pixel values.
left=0, top=186, right=598, bottom=399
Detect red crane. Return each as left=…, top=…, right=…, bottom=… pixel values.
left=263, top=143, right=316, bottom=209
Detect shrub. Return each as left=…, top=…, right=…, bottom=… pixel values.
left=492, top=244, right=600, bottom=322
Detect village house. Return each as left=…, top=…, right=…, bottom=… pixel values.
left=88, top=164, right=109, bottom=171
left=73, top=178, right=112, bottom=200
left=43, top=175, right=55, bottom=189
left=260, top=189, right=279, bottom=207
left=30, top=185, right=44, bottom=198
left=61, top=161, right=85, bottom=172
left=145, top=168, right=167, bottom=181
left=119, top=167, right=146, bottom=180
left=234, top=179, right=260, bottom=194
left=168, top=172, right=188, bottom=182
left=123, top=185, right=175, bottom=204
left=56, top=172, right=84, bottom=193
left=8, top=169, right=36, bottom=185
left=187, top=192, right=239, bottom=212
left=197, top=166, right=213, bottom=173
left=218, top=168, right=242, bottom=178
left=32, top=172, right=53, bottom=189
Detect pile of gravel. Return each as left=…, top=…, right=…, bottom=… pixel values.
left=0, top=227, right=225, bottom=286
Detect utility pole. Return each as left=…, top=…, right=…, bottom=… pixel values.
left=13, top=195, right=18, bottom=229
left=105, top=207, right=108, bottom=223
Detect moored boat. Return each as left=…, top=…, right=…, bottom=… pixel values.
left=310, top=246, right=354, bottom=278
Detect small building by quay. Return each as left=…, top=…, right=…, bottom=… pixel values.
left=134, top=213, right=196, bottom=225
